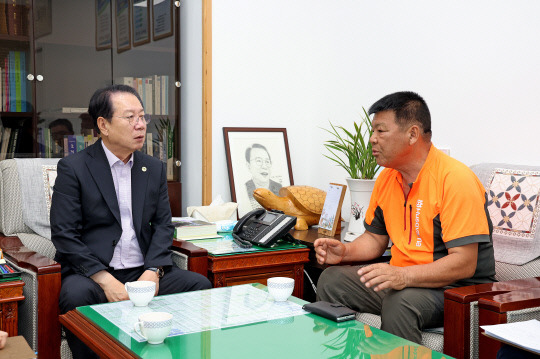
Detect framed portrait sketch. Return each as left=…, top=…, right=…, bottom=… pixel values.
left=223, top=128, right=294, bottom=218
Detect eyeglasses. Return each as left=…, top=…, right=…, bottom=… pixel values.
left=113, top=114, right=151, bottom=126
left=250, top=157, right=271, bottom=167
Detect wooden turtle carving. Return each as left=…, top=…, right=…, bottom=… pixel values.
left=253, top=185, right=326, bottom=230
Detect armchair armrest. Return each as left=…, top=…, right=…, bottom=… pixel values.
left=172, top=239, right=208, bottom=277
left=443, top=277, right=540, bottom=359
left=478, top=285, right=540, bottom=359
left=0, top=233, right=62, bottom=359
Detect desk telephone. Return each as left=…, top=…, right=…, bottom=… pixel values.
left=232, top=208, right=297, bottom=248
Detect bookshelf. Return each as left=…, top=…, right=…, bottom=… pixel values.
left=0, top=1, right=182, bottom=211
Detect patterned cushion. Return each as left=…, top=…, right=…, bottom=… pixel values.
left=15, top=158, right=59, bottom=239
left=471, top=163, right=540, bottom=265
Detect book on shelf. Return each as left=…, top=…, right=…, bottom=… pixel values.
left=76, top=135, right=84, bottom=152
left=146, top=132, right=153, bottom=156
left=161, top=75, right=168, bottom=115
left=14, top=51, right=21, bottom=111
left=6, top=126, right=19, bottom=159
left=66, top=135, right=76, bottom=155
left=19, top=51, right=26, bottom=111
left=166, top=121, right=174, bottom=180
left=145, top=77, right=153, bottom=115
left=172, top=217, right=219, bottom=240
left=3, top=57, right=8, bottom=112
left=153, top=74, right=161, bottom=115
left=0, top=1, right=8, bottom=35
left=6, top=0, right=19, bottom=36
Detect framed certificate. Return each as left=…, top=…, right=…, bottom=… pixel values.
left=152, top=0, right=173, bottom=41
left=115, top=0, right=131, bottom=53
left=95, top=0, right=112, bottom=50
left=132, top=0, right=150, bottom=46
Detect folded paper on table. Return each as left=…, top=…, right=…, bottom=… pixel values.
left=481, top=319, right=540, bottom=354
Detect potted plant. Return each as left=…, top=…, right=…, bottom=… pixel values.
left=322, top=108, right=380, bottom=239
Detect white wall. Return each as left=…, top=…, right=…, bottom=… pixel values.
left=210, top=0, right=540, bottom=220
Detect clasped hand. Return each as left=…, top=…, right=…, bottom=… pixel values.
left=357, top=263, right=408, bottom=292
left=91, top=269, right=160, bottom=302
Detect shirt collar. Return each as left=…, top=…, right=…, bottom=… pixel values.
left=101, top=141, right=134, bottom=168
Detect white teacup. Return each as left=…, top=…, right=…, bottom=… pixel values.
left=267, top=277, right=294, bottom=302
left=125, top=281, right=156, bottom=307
left=134, top=312, right=173, bottom=345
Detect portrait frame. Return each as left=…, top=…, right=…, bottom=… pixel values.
left=152, top=0, right=173, bottom=41
left=115, top=0, right=131, bottom=53
left=223, top=127, right=294, bottom=218
left=132, top=0, right=151, bottom=46
left=95, top=0, right=112, bottom=51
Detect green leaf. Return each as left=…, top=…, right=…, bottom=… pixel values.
left=321, top=108, right=380, bottom=179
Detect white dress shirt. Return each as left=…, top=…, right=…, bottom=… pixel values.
left=102, top=142, right=144, bottom=269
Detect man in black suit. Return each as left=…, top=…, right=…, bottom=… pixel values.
left=51, top=84, right=211, bottom=359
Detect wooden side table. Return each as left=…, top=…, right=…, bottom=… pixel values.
left=172, top=240, right=309, bottom=298
left=208, top=248, right=309, bottom=298
left=0, top=280, right=25, bottom=336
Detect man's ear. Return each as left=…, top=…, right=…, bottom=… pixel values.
left=408, top=125, right=420, bottom=145
left=97, top=117, right=109, bottom=136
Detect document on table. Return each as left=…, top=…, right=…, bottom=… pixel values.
left=190, top=234, right=258, bottom=254
left=481, top=319, right=540, bottom=354
left=89, top=285, right=307, bottom=342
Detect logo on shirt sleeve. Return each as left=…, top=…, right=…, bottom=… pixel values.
left=415, top=200, right=423, bottom=247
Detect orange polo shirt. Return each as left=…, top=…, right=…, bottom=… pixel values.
left=364, top=145, right=495, bottom=287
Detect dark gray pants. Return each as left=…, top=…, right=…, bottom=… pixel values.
left=316, top=265, right=445, bottom=344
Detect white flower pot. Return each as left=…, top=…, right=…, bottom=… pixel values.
left=345, top=178, right=376, bottom=241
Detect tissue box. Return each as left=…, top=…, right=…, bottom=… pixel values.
left=187, top=202, right=238, bottom=223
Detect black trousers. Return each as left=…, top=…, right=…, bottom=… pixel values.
left=59, top=265, right=211, bottom=359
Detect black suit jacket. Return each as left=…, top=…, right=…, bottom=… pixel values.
left=50, top=139, right=174, bottom=277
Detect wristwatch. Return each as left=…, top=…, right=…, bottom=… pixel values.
left=147, top=267, right=164, bottom=279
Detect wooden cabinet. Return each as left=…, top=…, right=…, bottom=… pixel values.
left=0, top=280, right=25, bottom=336
left=0, top=0, right=182, bottom=211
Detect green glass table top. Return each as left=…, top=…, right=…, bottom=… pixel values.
left=189, top=233, right=307, bottom=256
left=77, top=284, right=450, bottom=359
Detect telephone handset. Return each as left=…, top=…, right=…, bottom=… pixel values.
left=233, top=208, right=297, bottom=248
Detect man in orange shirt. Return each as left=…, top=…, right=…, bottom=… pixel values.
left=315, top=91, right=496, bottom=344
